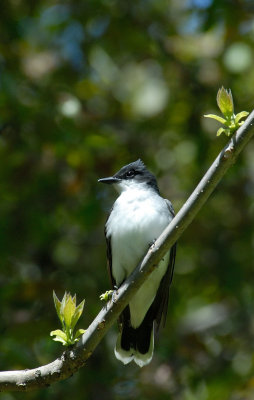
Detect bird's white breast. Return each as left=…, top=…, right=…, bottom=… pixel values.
left=106, top=186, right=172, bottom=285
left=106, top=185, right=173, bottom=327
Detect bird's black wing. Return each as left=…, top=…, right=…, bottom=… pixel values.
left=152, top=199, right=177, bottom=329
left=104, top=213, right=125, bottom=329
left=104, top=213, right=116, bottom=289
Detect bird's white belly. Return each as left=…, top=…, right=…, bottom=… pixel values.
left=106, top=188, right=172, bottom=326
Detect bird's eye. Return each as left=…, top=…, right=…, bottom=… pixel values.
left=126, top=169, right=135, bottom=178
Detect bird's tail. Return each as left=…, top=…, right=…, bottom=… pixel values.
left=114, top=320, right=154, bottom=368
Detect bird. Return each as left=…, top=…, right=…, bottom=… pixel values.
left=98, top=159, right=176, bottom=367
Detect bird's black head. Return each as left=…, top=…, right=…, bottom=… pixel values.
left=98, top=159, right=159, bottom=194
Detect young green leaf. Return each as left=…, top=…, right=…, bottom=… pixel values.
left=216, top=127, right=226, bottom=136
left=53, top=291, right=62, bottom=323
left=71, top=299, right=85, bottom=330
left=51, top=291, right=86, bottom=346
left=235, top=111, right=249, bottom=123
left=100, top=290, right=114, bottom=302
left=60, top=292, right=68, bottom=321
left=74, top=328, right=86, bottom=341
left=204, top=114, right=227, bottom=125
left=63, top=293, right=76, bottom=329
left=204, top=87, right=249, bottom=137
left=217, top=87, right=234, bottom=118
left=50, top=329, right=68, bottom=345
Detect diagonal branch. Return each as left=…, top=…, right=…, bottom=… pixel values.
left=0, top=111, right=254, bottom=391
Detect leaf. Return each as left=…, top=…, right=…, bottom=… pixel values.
left=71, top=299, right=85, bottom=330
left=52, top=337, right=69, bottom=345
left=63, top=293, right=76, bottom=329
left=60, top=292, right=68, bottom=320
left=216, top=87, right=234, bottom=118
left=74, top=328, right=86, bottom=340
left=51, top=292, right=86, bottom=346
left=235, top=111, right=249, bottom=123
left=53, top=291, right=62, bottom=323
left=50, top=329, right=69, bottom=345
left=204, top=114, right=227, bottom=125
left=216, top=127, right=226, bottom=136
left=50, top=329, right=68, bottom=340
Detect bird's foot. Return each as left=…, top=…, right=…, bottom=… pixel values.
left=112, top=286, right=119, bottom=303
left=149, top=238, right=157, bottom=249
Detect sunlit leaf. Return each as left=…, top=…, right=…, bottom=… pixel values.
left=204, top=114, right=227, bottom=124
left=216, top=87, right=234, bottom=118
left=99, top=290, right=113, bottom=301
left=235, top=111, right=249, bottom=123
left=63, top=293, right=76, bottom=329
left=71, top=299, right=85, bottom=330
left=53, top=291, right=62, bottom=323
left=74, top=329, right=86, bottom=340
left=60, top=292, right=68, bottom=321
left=52, top=337, right=68, bottom=345
left=216, top=127, right=226, bottom=136
left=51, top=291, right=86, bottom=346
left=50, top=329, right=66, bottom=339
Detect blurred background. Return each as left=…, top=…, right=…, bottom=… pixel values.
left=0, top=0, right=254, bottom=399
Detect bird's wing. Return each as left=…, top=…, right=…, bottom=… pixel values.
left=105, top=213, right=116, bottom=289
left=105, top=212, right=123, bottom=328
left=153, top=199, right=177, bottom=329
left=165, top=198, right=175, bottom=219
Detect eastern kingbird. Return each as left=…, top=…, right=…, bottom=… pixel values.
left=98, top=159, right=176, bottom=367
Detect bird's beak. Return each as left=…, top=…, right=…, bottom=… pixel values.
left=98, top=177, right=121, bottom=184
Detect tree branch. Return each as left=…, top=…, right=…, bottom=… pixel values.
left=1, top=111, right=254, bottom=392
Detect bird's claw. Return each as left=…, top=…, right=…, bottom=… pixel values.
left=149, top=238, right=157, bottom=248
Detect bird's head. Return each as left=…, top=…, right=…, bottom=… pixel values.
left=98, top=159, right=159, bottom=194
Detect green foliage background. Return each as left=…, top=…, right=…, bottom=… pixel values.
left=0, top=1, right=254, bottom=399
